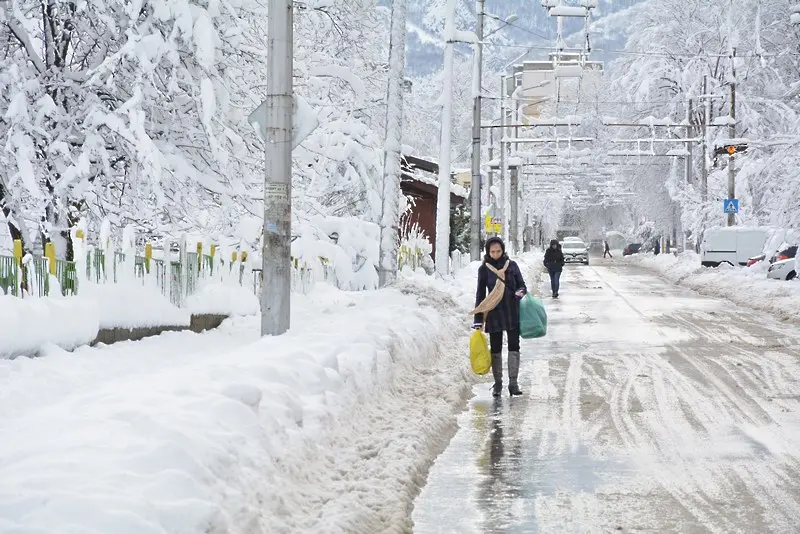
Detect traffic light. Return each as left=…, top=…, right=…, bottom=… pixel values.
left=714, top=143, right=748, bottom=156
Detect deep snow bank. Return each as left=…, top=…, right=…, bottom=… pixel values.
left=0, top=270, right=480, bottom=532
left=1, top=280, right=261, bottom=357
left=628, top=252, right=800, bottom=322
left=0, top=294, right=100, bottom=358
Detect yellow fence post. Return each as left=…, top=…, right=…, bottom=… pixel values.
left=144, top=243, right=152, bottom=274
left=13, top=239, right=22, bottom=266
left=45, top=242, right=56, bottom=276
left=196, top=242, right=203, bottom=272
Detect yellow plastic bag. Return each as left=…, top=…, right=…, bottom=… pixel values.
left=469, top=329, right=491, bottom=375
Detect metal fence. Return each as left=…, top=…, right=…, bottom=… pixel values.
left=0, top=247, right=335, bottom=305
left=1, top=243, right=460, bottom=302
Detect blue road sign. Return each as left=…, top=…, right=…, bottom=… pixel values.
left=723, top=198, right=739, bottom=214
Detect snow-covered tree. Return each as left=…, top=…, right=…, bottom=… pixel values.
left=609, top=0, right=800, bottom=240
left=1, top=0, right=394, bottom=259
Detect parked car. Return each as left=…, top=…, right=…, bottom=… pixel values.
left=623, top=243, right=642, bottom=256
left=562, top=240, right=589, bottom=265
left=770, top=245, right=797, bottom=263
left=563, top=236, right=583, bottom=243
left=700, top=227, right=769, bottom=267
left=767, top=258, right=797, bottom=281
left=746, top=253, right=766, bottom=267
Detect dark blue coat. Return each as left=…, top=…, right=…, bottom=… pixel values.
left=543, top=247, right=565, bottom=273
left=474, top=259, right=527, bottom=334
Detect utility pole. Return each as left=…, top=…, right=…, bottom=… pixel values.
left=685, top=98, right=693, bottom=185
left=727, top=48, right=737, bottom=227
left=488, top=126, right=494, bottom=194
left=499, top=75, right=507, bottom=244
left=469, top=0, right=485, bottom=260
left=509, top=165, right=519, bottom=253
left=378, top=0, right=407, bottom=286
left=487, top=122, right=494, bottom=237
left=435, top=0, right=457, bottom=275
left=701, top=75, right=709, bottom=203
left=261, top=0, right=293, bottom=336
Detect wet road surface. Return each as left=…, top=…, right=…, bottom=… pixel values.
left=412, top=259, right=800, bottom=533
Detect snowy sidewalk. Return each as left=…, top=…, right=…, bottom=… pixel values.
left=0, top=268, right=485, bottom=533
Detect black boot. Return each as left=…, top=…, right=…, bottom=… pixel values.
left=508, top=351, right=523, bottom=396
left=491, top=352, right=503, bottom=397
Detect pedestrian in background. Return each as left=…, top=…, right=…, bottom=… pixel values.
left=543, top=239, right=565, bottom=298
left=604, top=240, right=613, bottom=258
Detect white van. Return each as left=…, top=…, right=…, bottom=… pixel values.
left=700, top=227, right=769, bottom=267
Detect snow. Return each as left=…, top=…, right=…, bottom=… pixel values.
left=0, top=294, right=99, bottom=358
left=0, top=267, right=479, bottom=532
left=186, top=282, right=259, bottom=316
left=308, top=65, right=366, bottom=108
left=0, top=213, right=12, bottom=254
left=638, top=116, right=672, bottom=127
left=0, top=281, right=193, bottom=358
left=549, top=6, right=588, bottom=17
left=69, top=283, right=191, bottom=330
left=628, top=252, right=800, bottom=322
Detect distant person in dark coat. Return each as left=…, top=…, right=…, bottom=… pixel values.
left=473, top=237, right=527, bottom=397
left=654, top=238, right=661, bottom=255
left=543, top=239, right=565, bottom=298
left=604, top=240, right=613, bottom=258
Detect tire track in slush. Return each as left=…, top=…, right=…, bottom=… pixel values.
left=599, top=264, right=800, bottom=531
left=593, top=266, right=747, bottom=532
left=658, top=316, right=800, bottom=530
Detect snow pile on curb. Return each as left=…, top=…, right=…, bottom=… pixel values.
left=0, top=271, right=479, bottom=532
left=186, top=282, right=259, bottom=316
left=1, top=283, right=194, bottom=358
left=79, top=283, right=191, bottom=329
left=0, top=295, right=99, bottom=358
left=628, top=252, right=800, bottom=321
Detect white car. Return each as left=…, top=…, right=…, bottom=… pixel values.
left=767, top=258, right=797, bottom=281
left=562, top=240, right=589, bottom=265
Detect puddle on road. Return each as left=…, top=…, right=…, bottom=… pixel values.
left=412, top=388, right=634, bottom=534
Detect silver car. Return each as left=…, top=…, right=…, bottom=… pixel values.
left=562, top=240, right=589, bottom=265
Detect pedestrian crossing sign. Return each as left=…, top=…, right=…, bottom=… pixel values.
left=723, top=199, right=739, bottom=214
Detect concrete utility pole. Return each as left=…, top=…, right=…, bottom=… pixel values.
left=469, top=0, right=485, bottom=261
left=378, top=0, right=407, bottom=286
left=499, top=75, right=507, bottom=243
left=488, top=125, right=494, bottom=210
left=728, top=48, right=737, bottom=227
left=434, top=0, right=457, bottom=275
left=509, top=165, right=519, bottom=253
left=701, top=75, right=709, bottom=203
left=261, top=0, right=293, bottom=336
left=685, top=98, right=693, bottom=185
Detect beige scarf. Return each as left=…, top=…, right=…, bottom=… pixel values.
left=469, top=260, right=510, bottom=319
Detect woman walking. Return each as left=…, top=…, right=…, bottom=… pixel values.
left=543, top=239, right=565, bottom=298
left=472, top=237, right=527, bottom=397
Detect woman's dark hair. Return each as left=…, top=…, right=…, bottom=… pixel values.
left=483, top=237, right=506, bottom=263
left=550, top=239, right=559, bottom=247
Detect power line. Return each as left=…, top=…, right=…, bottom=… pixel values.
left=486, top=41, right=800, bottom=59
